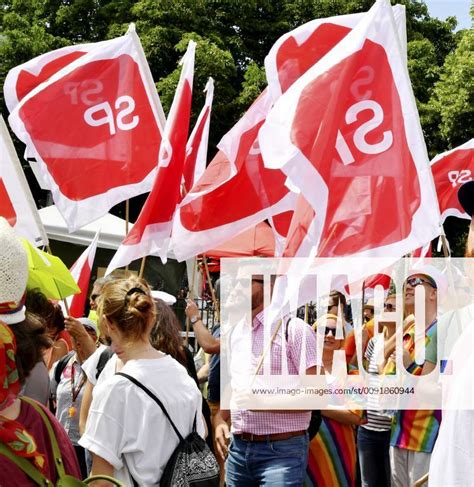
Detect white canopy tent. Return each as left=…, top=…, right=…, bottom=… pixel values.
left=39, top=204, right=132, bottom=250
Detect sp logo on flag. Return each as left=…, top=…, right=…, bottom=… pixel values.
left=447, top=170, right=472, bottom=188
left=83, top=95, right=139, bottom=136
left=6, top=27, right=165, bottom=232
left=15, top=55, right=159, bottom=201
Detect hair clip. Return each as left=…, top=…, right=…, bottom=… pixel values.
left=124, top=287, right=147, bottom=303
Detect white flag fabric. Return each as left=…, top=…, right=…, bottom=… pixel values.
left=0, top=116, right=48, bottom=246
left=7, top=25, right=165, bottom=232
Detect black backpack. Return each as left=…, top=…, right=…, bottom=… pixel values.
left=117, top=373, right=220, bottom=487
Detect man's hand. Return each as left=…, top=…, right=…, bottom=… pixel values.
left=185, top=299, right=200, bottom=320
left=214, top=422, right=230, bottom=462
left=65, top=316, right=96, bottom=361
left=64, top=316, right=89, bottom=340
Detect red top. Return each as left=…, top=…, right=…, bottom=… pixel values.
left=0, top=400, right=81, bottom=485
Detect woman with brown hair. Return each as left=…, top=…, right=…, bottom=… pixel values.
left=25, top=289, right=73, bottom=369
left=151, top=299, right=213, bottom=450
left=79, top=277, right=205, bottom=486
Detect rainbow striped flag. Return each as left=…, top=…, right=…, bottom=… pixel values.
left=305, top=417, right=357, bottom=487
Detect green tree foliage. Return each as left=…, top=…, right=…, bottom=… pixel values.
left=428, top=27, right=473, bottom=149
left=1, top=0, right=464, bottom=151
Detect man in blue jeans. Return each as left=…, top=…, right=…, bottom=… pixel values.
left=214, top=276, right=317, bottom=486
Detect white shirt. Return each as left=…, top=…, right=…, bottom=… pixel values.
left=79, top=355, right=204, bottom=486
left=50, top=354, right=86, bottom=444
left=429, top=325, right=474, bottom=486
left=81, top=344, right=108, bottom=385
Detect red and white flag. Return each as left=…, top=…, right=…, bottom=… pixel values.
left=183, top=77, right=214, bottom=194
left=265, top=4, right=406, bottom=103
left=172, top=6, right=407, bottom=263
left=0, top=116, right=48, bottom=246
left=106, top=40, right=196, bottom=273
left=7, top=25, right=165, bottom=232
left=431, top=139, right=473, bottom=222
left=260, top=0, right=441, bottom=261
left=172, top=89, right=295, bottom=261
left=67, top=230, right=100, bottom=318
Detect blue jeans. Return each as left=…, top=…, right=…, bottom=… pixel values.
left=357, top=426, right=391, bottom=487
left=226, top=433, right=309, bottom=486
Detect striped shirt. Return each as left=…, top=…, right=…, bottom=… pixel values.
left=231, top=311, right=317, bottom=435
left=361, top=335, right=392, bottom=432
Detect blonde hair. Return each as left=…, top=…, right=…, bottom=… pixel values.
left=312, top=313, right=339, bottom=330
left=97, top=277, right=156, bottom=341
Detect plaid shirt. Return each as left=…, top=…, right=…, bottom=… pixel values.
left=231, top=311, right=317, bottom=435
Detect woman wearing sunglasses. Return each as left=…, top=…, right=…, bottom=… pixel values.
left=305, top=314, right=364, bottom=487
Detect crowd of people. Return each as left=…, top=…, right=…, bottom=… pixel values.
left=0, top=182, right=472, bottom=487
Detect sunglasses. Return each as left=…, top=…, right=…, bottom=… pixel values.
left=406, top=277, right=436, bottom=289
left=90, top=294, right=99, bottom=301
left=384, top=303, right=395, bottom=311
left=317, top=326, right=338, bottom=336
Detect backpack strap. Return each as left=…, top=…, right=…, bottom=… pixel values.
left=0, top=442, right=51, bottom=486
left=116, top=373, right=184, bottom=442
left=96, top=347, right=114, bottom=380
left=20, top=396, right=67, bottom=480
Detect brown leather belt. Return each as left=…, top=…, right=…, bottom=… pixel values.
left=234, top=430, right=306, bottom=442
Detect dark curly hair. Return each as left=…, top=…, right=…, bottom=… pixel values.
left=10, top=313, right=51, bottom=384
left=25, top=288, right=65, bottom=336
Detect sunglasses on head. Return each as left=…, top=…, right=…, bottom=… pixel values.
left=406, top=277, right=436, bottom=289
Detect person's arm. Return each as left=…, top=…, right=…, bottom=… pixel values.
left=79, top=380, right=93, bottom=436
left=197, top=362, right=209, bottom=384
left=213, top=409, right=230, bottom=462
left=380, top=315, right=415, bottom=370
left=89, top=454, right=115, bottom=486
left=185, top=300, right=220, bottom=354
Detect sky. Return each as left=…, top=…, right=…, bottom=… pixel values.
left=423, top=0, right=472, bottom=30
